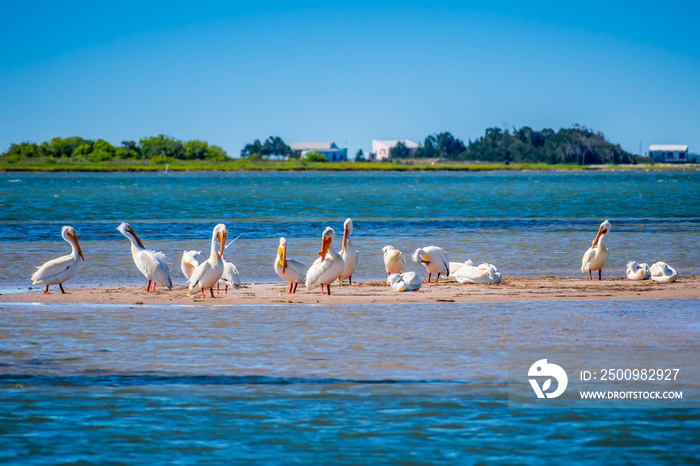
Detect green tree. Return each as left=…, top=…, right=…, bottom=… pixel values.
left=389, top=141, right=410, bottom=159
left=302, top=151, right=329, bottom=162
left=140, top=135, right=185, bottom=159
left=355, top=148, right=364, bottom=162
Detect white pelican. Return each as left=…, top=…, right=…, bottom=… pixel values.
left=388, top=271, right=422, bottom=292
left=181, top=250, right=206, bottom=281
left=305, top=227, right=344, bottom=295
left=382, top=245, right=406, bottom=276
left=649, top=261, right=678, bottom=283
left=412, top=246, right=449, bottom=282
left=274, top=237, right=308, bottom=293
left=188, top=224, right=227, bottom=298
left=116, top=223, right=172, bottom=291
left=625, top=261, right=650, bottom=280
left=581, top=220, right=611, bottom=280
left=31, top=225, right=84, bottom=294
left=338, top=218, right=359, bottom=285
left=218, top=259, right=241, bottom=294
left=451, top=260, right=502, bottom=284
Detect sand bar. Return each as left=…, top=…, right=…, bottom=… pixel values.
left=1, top=276, right=698, bottom=306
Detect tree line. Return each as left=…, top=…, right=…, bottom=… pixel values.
left=389, top=125, right=640, bottom=164
left=1, top=135, right=228, bottom=162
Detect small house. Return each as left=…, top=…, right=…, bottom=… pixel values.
left=290, top=142, right=348, bottom=162
left=370, top=140, right=420, bottom=161
left=649, top=144, right=690, bottom=163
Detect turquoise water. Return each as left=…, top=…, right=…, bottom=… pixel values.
left=1, top=299, right=699, bottom=464
left=1, top=170, right=699, bottom=287
left=1, top=171, right=699, bottom=463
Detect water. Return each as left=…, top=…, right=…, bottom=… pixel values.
left=1, top=170, right=699, bottom=288
left=1, top=170, right=699, bottom=463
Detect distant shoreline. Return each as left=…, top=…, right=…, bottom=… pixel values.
left=1, top=161, right=698, bottom=173
left=2, top=276, right=698, bottom=306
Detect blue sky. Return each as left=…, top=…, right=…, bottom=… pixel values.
left=1, top=1, right=699, bottom=157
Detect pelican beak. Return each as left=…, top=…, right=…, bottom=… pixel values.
left=318, top=235, right=331, bottom=261
left=420, top=254, right=429, bottom=264
left=591, top=225, right=607, bottom=247
left=341, top=226, right=348, bottom=254
left=68, top=231, right=85, bottom=261
left=218, top=231, right=227, bottom=258
left=128, top=225, right=145, bottom=249
left=278, top=245, right=287, bottom=273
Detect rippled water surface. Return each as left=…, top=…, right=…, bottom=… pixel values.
left=1, top=170, right=699, bottom=288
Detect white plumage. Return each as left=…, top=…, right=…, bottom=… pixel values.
left=382, top=245, right=406, bottom=276
left=305, top=227, right=345, bottom=295
left=625, top=261, right=650, bottom=280
left=451, top=260, right=502, bottom=284
left=31, top=225, right=84, bottom=294
left=339, top=218, right=359, bottom=285
left=412, top=246, right=449, bottom=282
left=218, top=258, right=241, bottom=294
left=116, top=223, right=172, bottom=291
left=581, top=220, right=611, bottom=280
left=649, top=261, right=678, bottom=283
left=181, top=250, right=206, bottom=280
left=274, top=237, right=308, bottom=294
left=387, top=271, right=422, bottom=292
left=188, top=224, right=227, bottom=298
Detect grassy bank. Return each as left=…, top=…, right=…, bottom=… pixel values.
left=0, top=157, right=696, bottom=172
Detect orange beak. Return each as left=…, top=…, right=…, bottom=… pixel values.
left=128, top=225, right=145, bottom=249
left=218, top=231, right=227, bottom=258
left=318, top=235, right=331, bottom=261
left=280, top=245, right=287, bottom=273
left=591, top=225, right=607, bottom=247
left=341, top=226, right=348, bottom=254
left=68, top=231, right=85, bottom=261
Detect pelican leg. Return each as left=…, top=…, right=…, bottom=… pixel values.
left=225, top=285, right=228, bottom=294
left=217, top=283, right=220, bottom=294
left=598, top=270, right=602, bottom=281
left=326, top=284, right=332, bottom=296
left=288, top=282, right=293, bottom=294
left=59, top=283, right=66, bottom=294
left=153, top=283, right=157, bottom=291
left=589, top=270, right=592, bottom=280
left=428, top=273, right=432, bottom=283
left=201, top=289, right=206, bottom=299
left=293, top=283, right=298, bottom=293
left=146, top=280, right=152, bottom=292
left=44, top=285, right=50, bottom=294
left=349, top=277, right=352, bottom=286
left=209, top=288, right=215, bottom=298
left=436, top=274, right=441, bottom=283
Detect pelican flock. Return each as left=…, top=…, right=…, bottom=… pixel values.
left=28, top=216, right=685, bottom=297
left=305, top=227, right=344, bottom=295
left=117, top=222, right=172, bottom=291
left=187, top=224, right=228, bottom=298
left=581, top=220, right=611, bottom=280
left=31, top=225, right=84, bottom=294
left=274, top=237, right=308, bottom=293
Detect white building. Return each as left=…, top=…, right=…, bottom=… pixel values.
left=370, top=140, right=420, bottom=161
left=649, top=144, right=690, bottom=163
left=290, top=142, right=348, bottom=162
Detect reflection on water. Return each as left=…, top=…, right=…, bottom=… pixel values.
left=0, top=299, right=698, bottom=463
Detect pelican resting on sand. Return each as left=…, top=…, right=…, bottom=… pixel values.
left=305, top=227, right=344, bottom=295
left=188, top=224, right=227, bottom=298
left=387, top=271, right=422, bottom=292
left=382, top=245, right=406, bottom=276
left=625, top=261, right=650, bottom=280
left=339, top=218, right=359, bottom=285
left=451, top=260, right=502, bottom=284
left=649, top=261, right=678, bottom=283
left=581, top=220, right=611, bottom=280
left=116, top=222, right=172, bottom=291
left=412, top=246, right=449, bottom=282
left=31, top=225, right=84, bottom=294
left=274, top=237, right=308, bottom=294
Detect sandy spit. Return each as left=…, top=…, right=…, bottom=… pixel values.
left=1, top=276, right=698, bottom=306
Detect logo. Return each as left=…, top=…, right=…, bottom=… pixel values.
left=528, top=359, right=568, bottom=399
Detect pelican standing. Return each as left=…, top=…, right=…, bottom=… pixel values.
left=649, top=261, right=678, bottom=283
left=116, top=223, right=172, bottom=291
left=382, top=245, right=406, bottom=276
left=388, top=271, right=422, bottom=292
left=581, top=220, right=611, bottom=280
left=305, top=227, right=344, bottom=295
left=412, top=246, right=449, bottom=282
left=188, top=224, right=227, bottom=298
left=626, top=261, right=650, bottom=280
left=181, top=250, right=206, bottom=281
left=339, top=218, right=359, bottom=285
left=31, top=225, right=84, bottom=294
left=274, top=237, right=308, bottom=293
